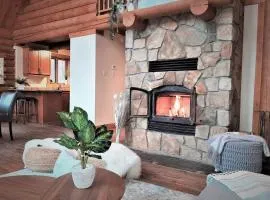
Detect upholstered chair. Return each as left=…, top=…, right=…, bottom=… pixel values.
left=0, top=92, right=18, bottom=140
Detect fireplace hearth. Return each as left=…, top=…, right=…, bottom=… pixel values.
left=130, top=85, right=196, bottom=135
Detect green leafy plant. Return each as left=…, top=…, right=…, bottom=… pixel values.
left=16, top=77, right=30, bottom=86
left=55, top=107, right=113, bottom=169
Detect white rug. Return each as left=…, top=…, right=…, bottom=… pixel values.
left=122, top=180, right=198, bottom=200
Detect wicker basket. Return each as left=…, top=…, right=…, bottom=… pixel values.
left=215, top=141, right=263, bottom=173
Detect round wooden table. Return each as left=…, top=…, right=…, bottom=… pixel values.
left=0, top=168, right=125, bottom=200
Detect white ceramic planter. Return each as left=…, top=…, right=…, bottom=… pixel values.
left=17, top=85, right=25, bottom=90
left=71, top=163, right=96, bottom=189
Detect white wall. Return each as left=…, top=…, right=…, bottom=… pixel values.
left=95, top=33, right=125, bottom=125
left=70, top=34, right=96, bottom=122
left=14, top=46, right=24, bottom=79
left=0, top=57, right=4, bottom=84
left=240, top=5, right=258, bottom=132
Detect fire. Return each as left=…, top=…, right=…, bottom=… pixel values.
left=156, top=94, right=191, bottom=118
left=169, top=95, right=189, bottom=118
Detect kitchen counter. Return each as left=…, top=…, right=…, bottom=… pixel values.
left=3, top=88, right=70, bottom=125
left=9, top=87, right=70, bottom=93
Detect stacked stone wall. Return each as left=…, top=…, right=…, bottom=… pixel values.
left=125, top=1, right=244, bottom=163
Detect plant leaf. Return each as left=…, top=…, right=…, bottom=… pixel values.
left=54, top=135, right=79, bottom=150
left=87, top=154, right=102, bottom=160
left=71, top=107, right=89, bottom=131
left=78, top=122, right=95, bottom=144
left=88, top=120, right=96, bottom=131
left=86, top=130, right=113, bottom=153
left=57, top=112, right=77, bottom=131
left=96, top=125, right=107, bottom=136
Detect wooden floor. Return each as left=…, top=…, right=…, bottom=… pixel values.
left=0, top=123, right=206, bottom=195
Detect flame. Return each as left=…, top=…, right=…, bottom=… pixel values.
left=169, top=95, right=181, bottom=117
left=169, top=95, right=189, bottom=118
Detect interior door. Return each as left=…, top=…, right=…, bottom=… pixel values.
left=28, top=50, right=39, bottom=74
left=130, top=87, right=149, bottom=118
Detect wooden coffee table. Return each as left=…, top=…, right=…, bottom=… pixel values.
left=0, top=168, right=125, bottom=200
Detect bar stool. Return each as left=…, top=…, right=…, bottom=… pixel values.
left=25, top=97, right=38, bottom=123
left=16, top=97, right=27, bottom=124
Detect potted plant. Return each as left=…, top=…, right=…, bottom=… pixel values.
left=16, top=77, right=29, bottom=90
left=55, top=107, right=113, bottom=189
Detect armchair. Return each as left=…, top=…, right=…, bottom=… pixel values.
left=0, top=92, right=18, bottom=140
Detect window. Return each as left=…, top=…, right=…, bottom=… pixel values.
left=50, top=59, right=56, bottom=82
left=58, top=60, right=66, bottom=84
left=50, top=59, right=69, bottom=84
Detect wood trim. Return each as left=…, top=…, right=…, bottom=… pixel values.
left=245, top=0, right=265, bottom=5
left=51, top=52, right=70, bottom=60
left=253, top=2, right=266, bottom=134
left=69, top=29, right=96, bottom=38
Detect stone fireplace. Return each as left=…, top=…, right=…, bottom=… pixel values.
left=131, top=82, right=197, bottom=135
left=125, top=1, right=243, bottom=163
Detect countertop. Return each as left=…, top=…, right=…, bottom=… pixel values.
left=2, top=87, right=70, bottom=93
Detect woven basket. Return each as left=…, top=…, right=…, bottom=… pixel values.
left=215, top=141, right=263, bottom=173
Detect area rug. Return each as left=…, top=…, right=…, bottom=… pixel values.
left=122, top=180, right=198, bottom=200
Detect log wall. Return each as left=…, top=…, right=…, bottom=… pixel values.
left=253, top=1, right=270, bottom=141
left=14, top=0, right=100, bottom=44
left=0, top=0, right=22, bottom=86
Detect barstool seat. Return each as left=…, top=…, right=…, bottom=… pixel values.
left=16, top=96, right=38, bottom=123
left=25, top=96, right=38, bottom=123
left=16, top=97, right=27, bottom=124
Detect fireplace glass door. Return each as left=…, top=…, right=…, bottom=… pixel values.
left=156, top=93, right=191, bottom=119
left=130, top=85, right=196, bottom=135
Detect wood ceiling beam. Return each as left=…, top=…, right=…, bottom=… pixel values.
left=24, top=43, right=50, bottom=50
left=245, top=0, right=265, bottom=5
left=17, top=0, right=95, bottom=21
left=190, top=0, right=217, bottom=21
left=15, top=4, right=96, bottom=29
left=13, top=13, right=96, bottom=38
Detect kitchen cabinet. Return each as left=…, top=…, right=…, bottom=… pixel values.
left=28, top=50, right=51, bottom=75
left=28, top=51, right=39, bottom=74
left=39, top=51, right=51, bottom=75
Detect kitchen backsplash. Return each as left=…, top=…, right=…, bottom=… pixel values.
left=27, top=75, right=48, bottom=88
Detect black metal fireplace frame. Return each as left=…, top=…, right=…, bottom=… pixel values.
left=150, top=85, right=196, bottom=125
left=130, top=85, right=196, bottom=135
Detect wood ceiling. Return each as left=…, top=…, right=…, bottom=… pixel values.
left=0, top=0, right=25, bottom=30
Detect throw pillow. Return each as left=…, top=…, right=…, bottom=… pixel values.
left=24, top=147, right=61, bottom=173
left=53, top=150, right=80, bottom=177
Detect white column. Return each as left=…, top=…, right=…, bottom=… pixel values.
left=14, top=46, right=24, bottom=79
left=240, top=5, right=258, bottom=132
left=70, top=34, right=96, bottom=122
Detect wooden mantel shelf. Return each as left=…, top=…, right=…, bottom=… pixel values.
left=122, top=0, right=233, bottom=29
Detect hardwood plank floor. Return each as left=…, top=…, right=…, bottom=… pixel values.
left=0, top=123, right=68, bottom=174
left=0, top=123, right=206, bottom=195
